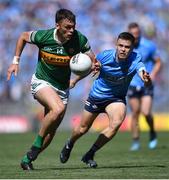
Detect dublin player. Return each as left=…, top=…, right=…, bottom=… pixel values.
left=60, top=32, right=152, bottom=168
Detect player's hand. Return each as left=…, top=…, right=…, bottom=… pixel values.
left=7, top=64, right=19, bottom=81
left=142, top=70, right=152, bottom=86
left=91, top=61, right=101, bottom=77
left=69, top=79, right=77, bottom=89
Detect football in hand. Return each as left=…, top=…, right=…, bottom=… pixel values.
left=70, top=53, right=92, bottom=76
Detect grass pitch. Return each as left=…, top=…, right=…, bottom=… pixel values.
left=0, top=131, right=168, bottom=179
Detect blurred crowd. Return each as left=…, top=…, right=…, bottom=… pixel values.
left=0, top=0, right=169, bottom=112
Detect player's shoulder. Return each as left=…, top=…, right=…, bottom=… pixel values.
left=74, top=30, right=88, bottom=39
left=72, top=30, right=89, bottom=45
left=131, top=50, right=142, bottom=62
left=96, top=49, right=115, bottom=63
left=34, top=28, right=55, bottom=35
left=141, top=37, right=156, bottom=50
left=72, top=30, right=91, bottom=51
left=31, top=28, right=55, bottom=42
left=98, top=49, right=115, bottom=58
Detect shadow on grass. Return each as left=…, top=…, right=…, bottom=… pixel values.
left=35, top=164, right=166, bottom=171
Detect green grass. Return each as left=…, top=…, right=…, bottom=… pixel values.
left=0, top=131, right=168, bottom=179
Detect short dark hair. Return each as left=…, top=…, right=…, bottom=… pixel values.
left=128, top=22, right=139, bottom=29
left=55, top=9, right=76, bottom=23
left=117, top=32, right=135, bottom=45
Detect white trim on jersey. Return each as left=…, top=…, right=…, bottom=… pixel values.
left=30, top=31, right=37, bottom=43
left=53, top=28, right=67, bottom=45
left=27, top=31, right=33, bottom=43
left=138, top=67, right=146, bottom=72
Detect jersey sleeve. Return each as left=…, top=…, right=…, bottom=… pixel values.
left=96, top=52, right=104, bottom=63
left=30, top=30, right=48, bottom=45
left=150, top=42, right=160, bottom=61
left=136, top=54, right=146, bottom=73
left=96, top=50, right=112, bottom=64
left=136, top=61, right=146, bottom=72
left=79, top=33, right=91, bottom=53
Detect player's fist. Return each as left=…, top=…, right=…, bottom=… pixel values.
left=142, top=70, right=152, bottom=86
left=91, top=60, right=101, bottom=77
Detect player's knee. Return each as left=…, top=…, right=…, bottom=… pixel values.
left=131, top=110, right=140, bottom=118
left=50, top=106, right=65, bottom=121
left=142, top=111, right=151, bottom=117
left=109, top=121, right=122, bottom=134
left=79, top=126, right=89, bottom=135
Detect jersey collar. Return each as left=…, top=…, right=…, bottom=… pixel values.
left=115, top=51, right=129, bottom=64
left=53, top=28, right=67, bottom=45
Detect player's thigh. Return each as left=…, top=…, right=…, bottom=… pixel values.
left=128, top=97, right=141, bottom=113
left=35, top=86, right=65, bottom=111
left=80, top=109, right=98, bottom=128
left=141, top=95, right=153, bottom=115
left=105, top=102, right=126, bottom=124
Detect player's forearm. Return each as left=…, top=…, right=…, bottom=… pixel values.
left=73, top=73, right=89, bottom=83
left=138, top=67, right=146, bottom=81
left=150, top=59, right=162, bottom=79
left=138, top=71, right=144, bottom=81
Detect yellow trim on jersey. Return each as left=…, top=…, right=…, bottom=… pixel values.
left=40, top=50, right=72, bottom=66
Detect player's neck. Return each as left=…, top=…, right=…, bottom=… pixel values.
left=115, top=53, right=126, bottom=63
left=54, top=29, right=67, bottom=44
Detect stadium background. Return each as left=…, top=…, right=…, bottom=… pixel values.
left=0, top=0, right=169, bottom=133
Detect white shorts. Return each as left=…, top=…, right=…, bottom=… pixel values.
left=31, top=74, right=69, bottom=105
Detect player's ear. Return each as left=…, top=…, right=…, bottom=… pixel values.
left=56, top=23, right=59, bottom=29
left=115, top=40, right=119, bottom=48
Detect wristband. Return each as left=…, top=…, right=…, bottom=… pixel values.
left=12, top=56, right=20, bottom=65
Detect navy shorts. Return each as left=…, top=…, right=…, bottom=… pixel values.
left=84, top=96, right=126, bottom=113
left=127, top=85, right=154, bottom=98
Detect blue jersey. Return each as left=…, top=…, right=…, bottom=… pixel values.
left=89, top=49, right=145, bottom=100
left=130, top=37, right=158, bottom=87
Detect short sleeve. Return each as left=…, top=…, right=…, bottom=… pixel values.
left=96, top=50, right=112, bottom=64
left=80, top=35, right=91, bottom=53
left=30, top=30, right=48, bottom=45
left=96, top=52, right=103, bottom=63
left=150, top=42, right=160, bottom=61
left=136, top=54, right=146, bottom=73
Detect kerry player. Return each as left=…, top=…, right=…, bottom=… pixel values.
left=7, top=9, right=96, bottom=170
left=60, top=32, right=152, bottom=168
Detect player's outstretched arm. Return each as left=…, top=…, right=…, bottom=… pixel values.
left=7, top=31, right=31, bottom=81
left=150, top=57, right=162, bottom=81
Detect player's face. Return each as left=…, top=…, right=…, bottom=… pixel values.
left=128, top=27, right=141, bottom=46
left=56, top=18, right=75, bottom=42
left=116, top=38, right=133, bottom=60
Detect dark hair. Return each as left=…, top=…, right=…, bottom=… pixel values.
left=117, top=32, right=135, bottom=45
left=128, top=22, right=139, bottom=29
left=55, top=9, right=76, bottom=23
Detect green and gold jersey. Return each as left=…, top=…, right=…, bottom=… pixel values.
left=30, top=28, right=91, bottom=90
